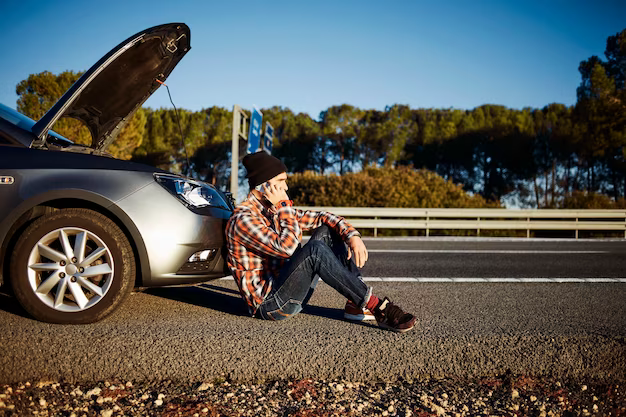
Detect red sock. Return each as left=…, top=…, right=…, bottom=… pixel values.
left=366, top=295, right=380, bottom=311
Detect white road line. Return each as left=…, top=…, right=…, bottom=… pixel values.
left=367, top=250, right=608, bottom=254
left=362, top=277, right=626, bottom=283
left=218, top=276, right=626, bottom=283
left=360, top=236, right=626, bottom=242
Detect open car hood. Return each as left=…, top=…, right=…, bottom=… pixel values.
left=32, top=23, right=190, bottom=151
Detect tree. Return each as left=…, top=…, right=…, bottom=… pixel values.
left=359, top=105, right=416, bottom=168
left=16, top=71, right=92, bottom=146
left=133, top=108, right=191, bottom=171
left=575, top=28, right=626, bottom=200
left=191, top=106, right=233, bottom=185
left=261, top=107, right=321, bottom=173
left=320, top=104, right=364, bottom=175
left=107, top=108, right=146, bottom=160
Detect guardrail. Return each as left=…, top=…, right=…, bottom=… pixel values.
left=296, top=207, right=626, bottom=239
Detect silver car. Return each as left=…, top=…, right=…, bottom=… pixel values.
left=0, top=23, right=233, bottom=324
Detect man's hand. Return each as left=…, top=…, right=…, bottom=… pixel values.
left=263, top=182, right=289, bottom=206
left=347, top=236, right=368, bottom=268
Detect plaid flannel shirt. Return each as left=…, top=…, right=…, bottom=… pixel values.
left=225, top=193, right=360, bottom=316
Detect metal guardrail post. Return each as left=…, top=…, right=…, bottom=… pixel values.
left=374, top=216, right=378, bottom=238
left=477, top=217, right=480, bottom=237
left=576, top=217, right=579, bottom=240
left=426, top=210, right=429, bottom=237
left=527, top=217, right=530, bottom=238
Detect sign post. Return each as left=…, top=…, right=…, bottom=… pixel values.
left=230, top=105, right=248, bottom=202
left=230, top=106, right=265, bottom=203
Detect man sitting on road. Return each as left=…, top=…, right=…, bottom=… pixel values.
left=225, top=151, right=416, bottom=332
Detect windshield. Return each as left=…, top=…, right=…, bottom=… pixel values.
left=0, top=103, right=36, bottom=131
left=0, top=103, right=75, bottom=146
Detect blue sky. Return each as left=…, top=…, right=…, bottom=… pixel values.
left=0, top=0, right=624, bottom=120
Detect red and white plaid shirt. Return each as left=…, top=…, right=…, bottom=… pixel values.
left=225, top=193, right=360, bottom=315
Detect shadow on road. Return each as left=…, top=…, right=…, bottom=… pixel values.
left=302, top=304, right=378, bottom=329
left=0, top=291, right=32, bottom=320
left=2, top=283, right=373, bottom=327
left=301, top=304, right=344, bottom=320
left=145, top=283, right=250, bottom=317
left=145, top=283, right=362, bottom=324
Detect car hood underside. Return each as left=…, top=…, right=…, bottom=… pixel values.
left=32, top=23, right=191, bottom=152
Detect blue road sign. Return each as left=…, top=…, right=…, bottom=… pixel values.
left=247, top=107, right=263, bottom=153
left=263, top=122, right=273, bottom=154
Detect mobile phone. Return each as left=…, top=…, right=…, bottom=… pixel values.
left=255, top=181, right=270, bottom=193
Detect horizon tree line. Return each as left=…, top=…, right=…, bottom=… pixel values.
left=12, top=29, right=625, bottom=209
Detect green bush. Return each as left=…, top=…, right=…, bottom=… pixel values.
left=288, top=166, right=501, bottom=208
left=562, top=191, right=626, bottom=209
left=288, top=166, right=504, bottom=236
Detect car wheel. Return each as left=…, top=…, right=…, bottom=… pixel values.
left=10, top=208, right=135, bottom=324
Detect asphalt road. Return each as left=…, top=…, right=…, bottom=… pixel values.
left=0, top=238, right=625, bottom=384
left=357, top=237, right=626, bottom=279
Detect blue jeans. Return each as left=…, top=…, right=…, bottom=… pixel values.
left=258, top=225, right=371, bottom=320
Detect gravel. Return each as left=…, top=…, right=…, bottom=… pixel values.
left=0, top=372, right=623, bottom=416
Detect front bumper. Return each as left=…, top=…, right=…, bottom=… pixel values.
left=114, top=181, right=232, bottom=287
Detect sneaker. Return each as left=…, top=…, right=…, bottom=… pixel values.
left=343, top=300, right=376, bottom=321
left=372, top=298, right=417, bottom=333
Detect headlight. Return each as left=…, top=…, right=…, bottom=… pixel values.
left=154, top=173, right=230, bottom=210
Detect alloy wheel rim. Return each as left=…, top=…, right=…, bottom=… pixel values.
left=27, top=227, right=115, bottom=312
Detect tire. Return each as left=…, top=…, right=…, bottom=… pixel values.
left=10, top=208, right=135, bottom=324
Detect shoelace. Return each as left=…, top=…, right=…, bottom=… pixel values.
left=385, top=303, right=406, bottom=323
left=380, top=302, right=407, bottom=324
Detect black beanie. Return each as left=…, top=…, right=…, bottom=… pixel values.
left=242, top=152, right=288, bottom=189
